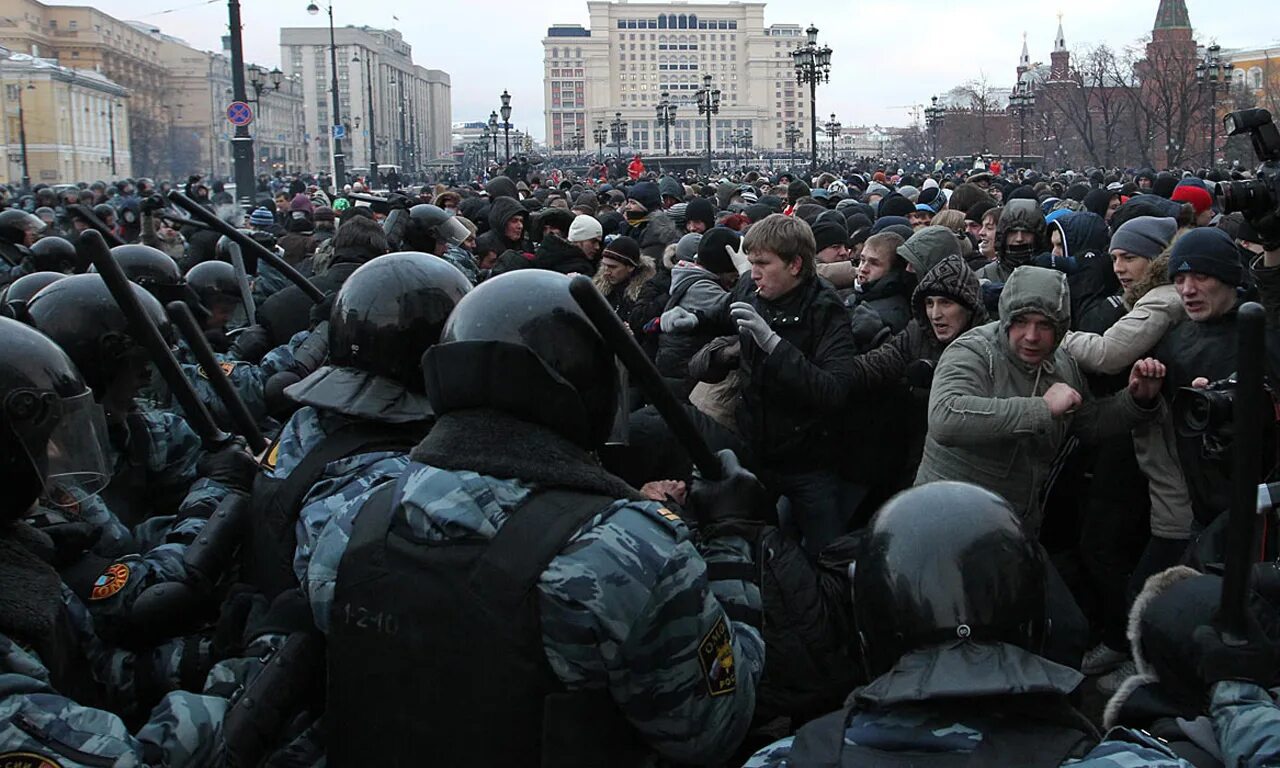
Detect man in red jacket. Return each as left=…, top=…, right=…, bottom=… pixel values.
left=628, top=154, right=646, bottom=180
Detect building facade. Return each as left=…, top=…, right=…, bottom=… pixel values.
left=543, top=1, right=812, bottom=158
left=279, top=25, right=451, bottom=178
left=0, top=51, right=130, bottom=184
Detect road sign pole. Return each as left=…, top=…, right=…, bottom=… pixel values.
left=227, top=0, right=256, bottom=213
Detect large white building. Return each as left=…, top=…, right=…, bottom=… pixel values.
left=280, top=25, right=450, bottom=176
left=542, top=1, right=812, bottom=157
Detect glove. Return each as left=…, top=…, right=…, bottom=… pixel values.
left=287, top=324, right=329, bottom=378
left=213, top=584, right=270, bottom=658
left=725, top=241, right=750, bottom=276
left=228, top=325, right=273, bottom=363
left=689, top=449, right=775, bottom=526
left=1193, top=614, right=1280, bottom=687
left=1246, top=208, right=1280, bottom=252
left=198, top=439, right=258, bottom=493
left=730, top=302, right=781, bottom=355
left=39, top=521, right=102, bottom=567
left=660, top=306, right=699, bottom=332
left=243, top=588, right=315, bottom=646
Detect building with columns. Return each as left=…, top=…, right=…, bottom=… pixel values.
left=280, top=25, right=451, bottom=177
left=542, top=1, right=812, bottom=158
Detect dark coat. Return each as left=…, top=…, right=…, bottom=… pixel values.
left=844, top=269, right=913, bottom=352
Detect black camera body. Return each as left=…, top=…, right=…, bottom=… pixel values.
left=1219, top=109, right=1280, bottom=246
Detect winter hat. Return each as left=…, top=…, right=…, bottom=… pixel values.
left=667, top=202, right=689, bottom=229
left=686, top=197, right=716, bottom=230
left=897, top=225, right=963, bottom=276
left=917, top=186, right=945, bottom=212
left=675, top=233, right=703, bottom=263
left=878, top=194, right=915, bottom=219
left=966, top=200, right=996, bottom=225
left=1109, top=216, right=1177, bottom=260
left=697, top=227, right=739, bottom=274
left=870, top=215, right=911, bottom=235
left=744, top=203, right=773, bottom=223
left=249, top=207, right=274, bottom=227
left=628, top=181, right=661, bottom=211
left=1171, top=184, right=1213, bottom=215
left=793, top=203, right=827, bottom=225
left=1167, top=227, right=1243, bottom=286
left=787, top=179, right=811, bottom=201
left=811, top=220, right=849, bottom=253
left=313, top=206, right=335, bottom=223
left=864, top=182, right=891, bottom=200
left=601, top=235, right=641, bottom=267
left=1083, top=188, right=1119, bottom=218
left=659, top=176, right=685, bottom=201
left=567, top=214, right=603, bottom=243
left=289, top=193, right=314, bottom=213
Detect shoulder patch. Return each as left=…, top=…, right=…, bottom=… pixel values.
left=656, top=506, right=683, bottom=524
left=697, top=615, right=737, bottom=697
left=89, top=562, right=130, bottom=601
left=260, top=439, right=281, bottom=470
left=196, top=361, right=237, bottom=380
left=0, top=753, right=63, bottom=768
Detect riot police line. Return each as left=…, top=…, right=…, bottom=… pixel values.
left=0, top=177, right=1277, bottom=768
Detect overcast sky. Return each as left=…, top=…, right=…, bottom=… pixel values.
left=69, top=0, right=1277, bottom=139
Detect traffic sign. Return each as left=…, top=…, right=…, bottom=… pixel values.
left=332, top=124, right=346, bottom=140
left=226, top=101, right=254, bottom=127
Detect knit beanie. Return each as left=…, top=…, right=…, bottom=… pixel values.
left=1171, top=185, right=1213, bottom=215
left=675, top=232, right=702, bottom=263
left=878, top=194, right=915, bottom=219
left=1167, top=227, right=1244, bottom=286
left=629, top=181, right=661, bottom=212
left=744, top=203, right=773, bottom=223
left=787, top=179, right=811, bottom=201
left=1109, top=216, right=1177, bottom=260
left=602, top=235, right=641, bottom=267
left=249, top=207, right=274, bottom=227
left=567, top=214, right=603, bottom=243
left=870, top=215, right=911, bottom=235
left=686, top=197, right=716, bottom=229
left=811, top=220, right=849, bottom=253
left=696, top=227, right=739, bottom=275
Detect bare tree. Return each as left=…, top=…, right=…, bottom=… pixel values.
left=953, top=73, right=1003, bottom=154
left=1034, top=44, right=1137, bottom=167
left=1110, top=35, right=1207, bottom=169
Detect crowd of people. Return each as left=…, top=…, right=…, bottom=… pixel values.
left=0, top=153, right=1278, bottom=766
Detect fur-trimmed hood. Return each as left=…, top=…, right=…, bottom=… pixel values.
left=593, top=253, right=656, bottom=303
left=1123, top=252, right=1173, bottom=309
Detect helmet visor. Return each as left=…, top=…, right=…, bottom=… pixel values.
left=43, top=389, right=111, bottom=505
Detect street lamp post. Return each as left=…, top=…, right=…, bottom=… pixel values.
left=16, top=82, right=32, bottom=191
left=610, top=111, right=628, bottom=163
left=226, top=0, right=256, bottom=209
left=593, top=119, right=606, bottom=162
left=792, top=24, right=832, bottom=175
left=306, top=1, right=345, bottom=190
left=352, top=53, right=377, bottom=177
left=924, top=95, right=945, bottom=164
left=1196, top=44, right=1230, bottom=169
left=655, top=90, right=677, bottom=158
left=1008, top=81, right=1035, bottom=167
left=488, top=111, right=499, bottom=167
left=824, top=113, right=841, bottom=164
left=499, top=89, right=512, bottom=163
left=785, top=124, right=801, bottom=166
left=479, top=126, right=490, bottom=168
left=696, top=73, right=721, bottom=176
left=106, top=100, right=119, bottom=176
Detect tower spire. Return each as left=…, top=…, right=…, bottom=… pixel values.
left=1019, top=32, right=1030, bottom=69
left=1054, top=12, right=1066, bottom=53
left=1153, top=0, right=1191, bottom=30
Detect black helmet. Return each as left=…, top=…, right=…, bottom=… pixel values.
left=854, top=481, right=1049, bottom=679
left=92, top=203, right=116, bottom=222
left=1, top=271, right=67, bottom=320
left=285, top=252, right=470, bottom=423
left=0, top=315, right=110, bottom=520
left=0, top=208, right=45, bottom=244
left=404, top=204, right=469, bottom=252
left=91, top=244, right=200, bottom=311
left=25, top=273, right=170, bottom=396
left=29, top=236, right=84, bottom=273
left=185, top=260, right=240, bottom=311
left=423, top=270, right=618, bottom=449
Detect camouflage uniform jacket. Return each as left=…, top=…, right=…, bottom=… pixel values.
left=441, top=245, right=481, bottom=285
left=175, top=332, right=310, bottom=433
left=307, top=461, right=765, bottom=765
left=0, top=584, right=254, bottom=767
left=262, top=406, right=411, bottom=586
left=743, top=681, right=1280, bottom=767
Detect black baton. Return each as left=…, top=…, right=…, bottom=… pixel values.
left=166, top=191, right=324, bottom=304
left=1221, top=301, right=1266, bottom=640
left=166, top=300, right=268, bottom=454
left=80, top=230, right=229, bottom=449
left=568, top=274, right=722, bottom=480
left=68, top=204, right=125, bottom=246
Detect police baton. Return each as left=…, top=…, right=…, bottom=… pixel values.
left=166, top=191, right=324, bottom=304
left=166, top=301, right=268, bottom=455
left=1221, top=301, right=1266, bottom=641
left=568, top=274, right=722, bottom=481
left=67, top=204, right=125, bottom=247
left=225, top=239, right=257, bottom=326
left=79, top=229, right=229, bottom=449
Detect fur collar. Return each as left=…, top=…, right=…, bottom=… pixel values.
left=0, top=523, right=63, bottom=648
left=1123, top=252, right=1172, bottom=308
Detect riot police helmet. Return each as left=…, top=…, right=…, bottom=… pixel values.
left=0, top=315, right=111, bottom=520
left=854, top=481, right=1049, bottom=679
left=25, top=273, right=170, bottom=398
left=29, top=236, right=84, bottom=273
left=406, top=204, right=469, bottom=250
left=1, top=271, right=66, bottom=320
left=0, top=209, right=45, bottom=245
left=91, top=243, right=200, bottom=311
left=186, top=260, right=240, bottom=311
left=422, top=269, right=618, bottom=449
left=284, top=252, right=471, bottom=423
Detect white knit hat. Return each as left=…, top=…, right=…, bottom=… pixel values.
left=567, top=214, right=603, bottom=243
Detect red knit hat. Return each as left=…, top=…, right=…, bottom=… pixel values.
left=1171, top=185, right=1212, bottom=214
